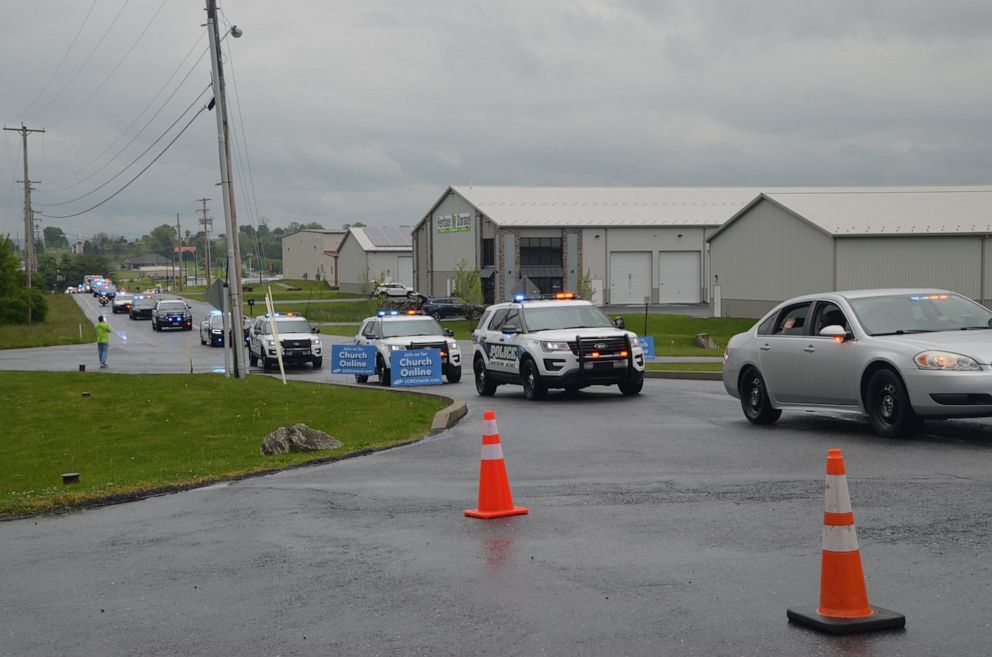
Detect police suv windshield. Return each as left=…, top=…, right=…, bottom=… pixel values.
left=157, top=301, right=187, bottom=312
left=382, top=318, right=444, bottom=337
left=264, top=318, right=312, bottom=334
left=522, top=304, right=614, bottom=331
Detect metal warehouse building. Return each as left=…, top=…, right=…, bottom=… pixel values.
left=708, top=187, right=992, bottom=317
left=412, top=186, right=767, bottom=305
left=336, top=226, right=413, bottom=295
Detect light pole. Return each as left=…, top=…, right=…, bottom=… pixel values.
left=206, top=0, right=245, bottom=378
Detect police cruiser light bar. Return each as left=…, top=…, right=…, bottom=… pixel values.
left=513, top=292, right=578, bottom=302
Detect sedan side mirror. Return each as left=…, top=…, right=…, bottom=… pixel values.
left=613, top=317, right=626, bottom=329
left=819, top=325, right=849, bottom=340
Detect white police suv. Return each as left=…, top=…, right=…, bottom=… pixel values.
left=354, top=311, right=462, bottom=386
left=247, top=312, right=323, bottom=371
left=471, top=293, right=645, bottom=399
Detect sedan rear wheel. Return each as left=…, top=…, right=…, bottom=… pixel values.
left=866, top=369, right=921, bottom=438
left=739, top=368, right=781, bottom=424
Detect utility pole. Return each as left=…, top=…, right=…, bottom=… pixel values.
left=175, top=213, right=184, bottom=291
left=3, top=123, right=44, bottom=323
left=196, top=197, right=212, bottom=287
left=206, top=0, right=245, bottom=379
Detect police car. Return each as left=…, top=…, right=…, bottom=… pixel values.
left=247, top=312, right=323, bottom=371
left=471, top=293, right=645, bottom=399
left=354, top=310, right=462, bottom=385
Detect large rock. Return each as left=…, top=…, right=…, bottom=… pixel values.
left=261, top=423, right=343, bottom=455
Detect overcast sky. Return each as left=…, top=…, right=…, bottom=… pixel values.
left=2, top=0, right=990, bottom=241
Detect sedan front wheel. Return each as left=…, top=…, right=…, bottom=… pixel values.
left=739, top=368, right=781, bottom=424
left=866, top=369, right=921, bottom=438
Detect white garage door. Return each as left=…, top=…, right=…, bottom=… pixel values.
left=609, top=252, right=652, bottom=304
left=398, top=256, right=413, bottom=288
left=659, top=251, right=700, bottom=303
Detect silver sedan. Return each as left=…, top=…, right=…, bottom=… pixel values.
left=722, top=289, right=992, bottom=438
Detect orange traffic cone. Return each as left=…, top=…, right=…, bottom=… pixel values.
left=464, top=409, right=528, bottom=519
left=787, top=449, right=905, bottom=634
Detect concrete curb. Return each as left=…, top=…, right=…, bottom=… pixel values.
left=430, top=399, right=468, bottom=434
left=645, top=370, right=723, bottom=381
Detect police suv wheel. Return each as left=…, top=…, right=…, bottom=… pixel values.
left=618, top=372, right=644, bottom=396
left=445, top=366, right=462, bottom=384
left=355, top=374, right=368, bottom=383
left=521, top=360, right=547, bottom=400
left=474, top=357, right=496, bottom=396
left=312, top=357, right=322, bottom=369
left=377, top=357, right=391, bottom=386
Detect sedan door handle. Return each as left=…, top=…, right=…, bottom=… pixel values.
left=803, top=345, right=816, bottom=353
left=759, top=344, right=771, bottom=351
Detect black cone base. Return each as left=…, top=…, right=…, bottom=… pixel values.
left=787, top=605, right=905, bottom=635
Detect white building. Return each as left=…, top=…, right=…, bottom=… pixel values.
left=707, top=187, right=992, bottom=317
left=336, top=226, right=414, bottom=295
left=280, top=229, right=346, bottom=285
left=412, top=186, right=765, bottom=305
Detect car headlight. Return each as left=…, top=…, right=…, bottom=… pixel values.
left=541, top=341, right=571, bottom=352
left=447, top=340, right=458, bottom=351
left=389, top=344, right=404, bottom=351
left=915, top=351, right=981, bottom=371
left=264, top=338, right=274, bottom=346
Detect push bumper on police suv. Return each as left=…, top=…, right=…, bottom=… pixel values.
left=538, top=333, right=644, bottom=386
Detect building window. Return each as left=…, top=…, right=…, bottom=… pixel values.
left=482, top=238, right=494, bottom=267
left=519, top=237, right=562, bottom=266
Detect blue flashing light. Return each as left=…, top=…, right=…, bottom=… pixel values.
left=514, top=294, right=526, bottom=302
left=377, top=311, right=386, bottom=316
left=210, top=310, right=222, bottom=315
left=390, top=310, right=399, bottom=315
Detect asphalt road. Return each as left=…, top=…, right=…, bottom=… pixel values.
left=1, top=295, right=991, bottom=656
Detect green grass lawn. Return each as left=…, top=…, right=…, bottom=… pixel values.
left=0, top=372, right=448, bottom=517
left=615, top=313, right=754, bottom=356
left=645, top=362, right=723, bottom=372
left=180, top=279, right=364, bottom=303
left=0, top=294, right=92, bottom=350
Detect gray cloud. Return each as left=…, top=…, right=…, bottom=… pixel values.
left=2, top=0, right=990, bottom=241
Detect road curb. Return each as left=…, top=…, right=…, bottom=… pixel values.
left=645, top=370, right=723, bottom=381
left=430, top=399, right=468, bottom=434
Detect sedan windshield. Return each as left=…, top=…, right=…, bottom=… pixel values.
left=522, top=305, right=614, bottom=331
left=381, top=318, right=444, bottom=337
left=849, top=293, right=992, bottom=335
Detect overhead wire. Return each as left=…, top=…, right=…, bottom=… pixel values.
left=220, top=12, right=266, bottom=277
left=45, top=34, right=210, bottom=193
left=38, top=83, right=212, bottom=208
left=50, top=0, right=170, bottom=129
left=31, top=0, right=132, bottom=122
left=19, top=0, right=99, bottom=119
left=38, top=101, right=210, bottom=220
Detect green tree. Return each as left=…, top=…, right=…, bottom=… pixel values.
left=145, top=224, right=177, bottom=258
left=452, top=259, right=483, bottom=306
left=576, top=269, right=595, bottom=303
left=43, top=226, right=69, bottom=250
left=0, top=237, right=47, bottom=323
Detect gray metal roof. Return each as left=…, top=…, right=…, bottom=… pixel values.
left=452, top=186, right=767, bottom=227
left=764, top=187, right=992, bottom=235
left=348, top=226, right=412, bottom=252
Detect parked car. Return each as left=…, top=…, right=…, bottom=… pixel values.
left=722, top=288, right=992, bottom=438
left=374, top=282, right=414, bottom=298
left=421, top=296, right=484, bottom=321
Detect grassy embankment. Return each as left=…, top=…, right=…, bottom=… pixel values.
left=0, top=371, right=448, bottom=517
left=0, top=294, right=92, bottom=350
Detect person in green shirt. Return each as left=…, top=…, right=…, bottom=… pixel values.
left=95, top=315, right=112, bottom=368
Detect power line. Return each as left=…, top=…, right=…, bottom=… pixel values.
left=45, top=31, right=208, bottom=192
left=19, top=0, right=99, bottom=118
left=38, top=103, right=208, bottom=220
left=50, top=0, right=170, bottom=128
left=31, top=0, right=132, bottom=121
left=38, top=83, right=211, bottom=207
